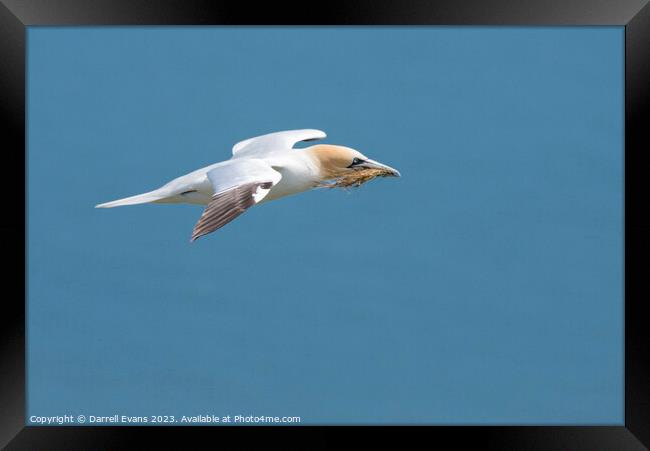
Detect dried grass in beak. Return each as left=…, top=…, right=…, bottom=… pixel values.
left=319, top=168, right=396, bottom=189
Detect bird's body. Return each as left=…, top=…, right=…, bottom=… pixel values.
left=96, top=129, right=399, bottom=241
left=146, top=149, right=319, bottom=205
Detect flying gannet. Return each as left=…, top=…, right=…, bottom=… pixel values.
left=96, top=129, right=400, bottom=241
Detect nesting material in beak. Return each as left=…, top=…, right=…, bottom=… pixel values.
left=320, top=167, right=400, bottom=189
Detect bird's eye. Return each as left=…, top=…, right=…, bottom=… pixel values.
left=347, top=157, right=365, bottom=168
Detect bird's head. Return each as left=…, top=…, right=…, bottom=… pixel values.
left=307, top=144, right=400, bottom=188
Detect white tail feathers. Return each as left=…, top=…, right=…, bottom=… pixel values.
left=95, top=190, right=168, bottom=208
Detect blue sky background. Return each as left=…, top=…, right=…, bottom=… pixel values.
left=27, top=27, right=623, bottom=425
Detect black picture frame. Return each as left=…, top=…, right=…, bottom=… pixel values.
left=2, top=0, right=648, bottom=449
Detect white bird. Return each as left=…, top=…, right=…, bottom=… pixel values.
left=96, top=129, right=400, bottom=241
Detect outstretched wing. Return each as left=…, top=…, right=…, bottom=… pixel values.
left=232, top=129, right=326, bottom=157
left=191, top=159, right=282, bottom=241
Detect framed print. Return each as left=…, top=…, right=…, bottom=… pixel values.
left=2, top=0, right=648, bottom=449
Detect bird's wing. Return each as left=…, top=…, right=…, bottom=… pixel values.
left=232, top=129, right=326, bottom=157
left=191, top=159, right=282, bottom=241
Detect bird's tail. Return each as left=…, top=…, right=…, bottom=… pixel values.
left=95, top=189, right=168, bottom=208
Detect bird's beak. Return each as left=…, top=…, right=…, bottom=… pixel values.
left=358, top=159, right=401, bottom=177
